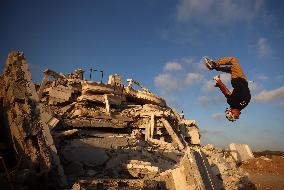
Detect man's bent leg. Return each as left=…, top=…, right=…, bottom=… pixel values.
left=214, top=77, right=232, bottom=98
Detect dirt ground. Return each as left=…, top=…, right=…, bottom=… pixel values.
left=240, top=153, right=284, bottom=190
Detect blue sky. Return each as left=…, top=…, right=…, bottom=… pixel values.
left=1, top=0, right=284, bottom=151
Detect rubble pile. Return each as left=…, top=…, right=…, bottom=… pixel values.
left=201, top=144, right=253, bottom=189
left=0, top=51, right=255, bottom=190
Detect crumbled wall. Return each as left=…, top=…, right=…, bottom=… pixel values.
left=0, top=52, right=66, bottom=189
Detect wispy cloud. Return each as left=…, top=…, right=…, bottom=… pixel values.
left=197, top=95, right=224, bottom=106
left=176, top=0, right=264, bottom=25
left=154, top=73, right=180, bottom=92
left=256, top=37, right=272, bottom=57
left=276, top=75, right=284, bottom=81
left=185, top=72, right=203, bottom=85
left=256, top=74, right=269, bottom=81
left=254, top=86, right=284, bottom=102
left=197, top=96, right=210, bottom=106
left=164, top=61, right=182, bottom=71
left=211, top=113, right=223, bottom=120
left=200, top=129, right=229, bottom=139
left=248, top=82, right=262, bottom=93
left=154, top=57, right=204, bottom=93
left=182, top=57, right=195, bottom=65
left=220, top=73, right=232, bottom=84
left=201, top=73, right=231, bottom=92
left=163, top=0, right=270, bottom=45
left=202, top=80, right=216, bottom=92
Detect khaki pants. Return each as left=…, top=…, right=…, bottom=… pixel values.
left=215, top=57, right=247, bottom=80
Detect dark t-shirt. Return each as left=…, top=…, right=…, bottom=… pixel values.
left=227, top=78, right=251, bottom=110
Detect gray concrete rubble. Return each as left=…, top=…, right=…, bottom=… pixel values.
left=229, top=143, right=254, bottom=163
left=0, top=51, right=255, bottom=190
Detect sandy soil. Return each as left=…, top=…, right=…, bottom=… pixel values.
left=240, top=155, right=284, bottom=190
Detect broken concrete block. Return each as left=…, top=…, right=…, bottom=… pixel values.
left=188, top=126, right=200, bottom=145
left=144, top=165, right=159, bottom=172
left=61, top=139, right=109, bottom=166
left=41, top=111, right=60, bottom=129
left=48, top=85, right=74, bottom=104
left=60, top=103, right=75, bottom=115
left=105, top=94, right=125, bottom=105
left=160, top=118, right=185, bottom=150
left=158, top=148, right=219, bottom=190
left=82, top=81, right=114, bottom=94
left=62, top=129, right=79, bottom=136
left=229, top=143, right=254, bottom=163
left=77, top=94, right=105, bottom=102
left=149, top=113, right=155, bottom=140
left=191, top=149, right=221, bottom=190
left=104, top=94, right=111, bottom=114
left=108, top=74, right=123, bottom=86
left=171, top=168, right=191, bottom=190
left=181, top=119, right=196, bottom=126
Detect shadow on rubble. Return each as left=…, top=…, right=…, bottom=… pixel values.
left=55, top=132, right=175, bottom=189
left=236, top=175, right=257, bottom=190
left=0, top=99, right=60, bottom=190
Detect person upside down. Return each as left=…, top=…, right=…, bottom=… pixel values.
left=205, top=57, right=251, bottom=122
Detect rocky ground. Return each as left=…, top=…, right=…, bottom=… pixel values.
left=240, top=152, right=284, bottom=190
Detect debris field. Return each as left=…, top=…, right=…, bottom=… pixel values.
left=0, top=52, right=258, bottom=190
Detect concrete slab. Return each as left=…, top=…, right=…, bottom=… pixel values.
left=229, top=143, right=254, bottom=163
left=160, top=118, right=185, bottom=150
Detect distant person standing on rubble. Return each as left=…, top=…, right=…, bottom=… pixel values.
left=204, top=57, right=251, bottom=122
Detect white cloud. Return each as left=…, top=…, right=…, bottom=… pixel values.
left=181, top=57, right=195, bottom=65
left=248, top=82, right=262, bottom=93
left=154, top=73, right=180, bottom=92
left=197, top=95, right=225, bottom=106
left=202, top=73, right=231, bottom=92
left=197, top=96, right=210, bottom=106
left=155, top=57, right=205, bottom=93
left=220, top=73, right=231, bottom=84
left=211, top=113, right=223, bottom=120
left=176, top=0, right=264, bottom=25
left=164, top=61, right=182, bottom=71
left=257, top=37, right=272, bottom=57
left=254, top=86, right=284, bottom=102
left=185, top=72, right=203, bottom=85
left=202, top=80, right=216, bottom=92
left=276, top=75, right=284, bottom=81
left=257, top=74, right=268, bottom=81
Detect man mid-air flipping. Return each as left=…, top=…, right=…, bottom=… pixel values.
left=204, top=57, right=251, bottom=122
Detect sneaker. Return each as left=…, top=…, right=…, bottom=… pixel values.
left=204, top=57, right=215, bottom=70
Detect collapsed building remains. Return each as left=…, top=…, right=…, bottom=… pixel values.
left=0, top=52, right=255, bottom=190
